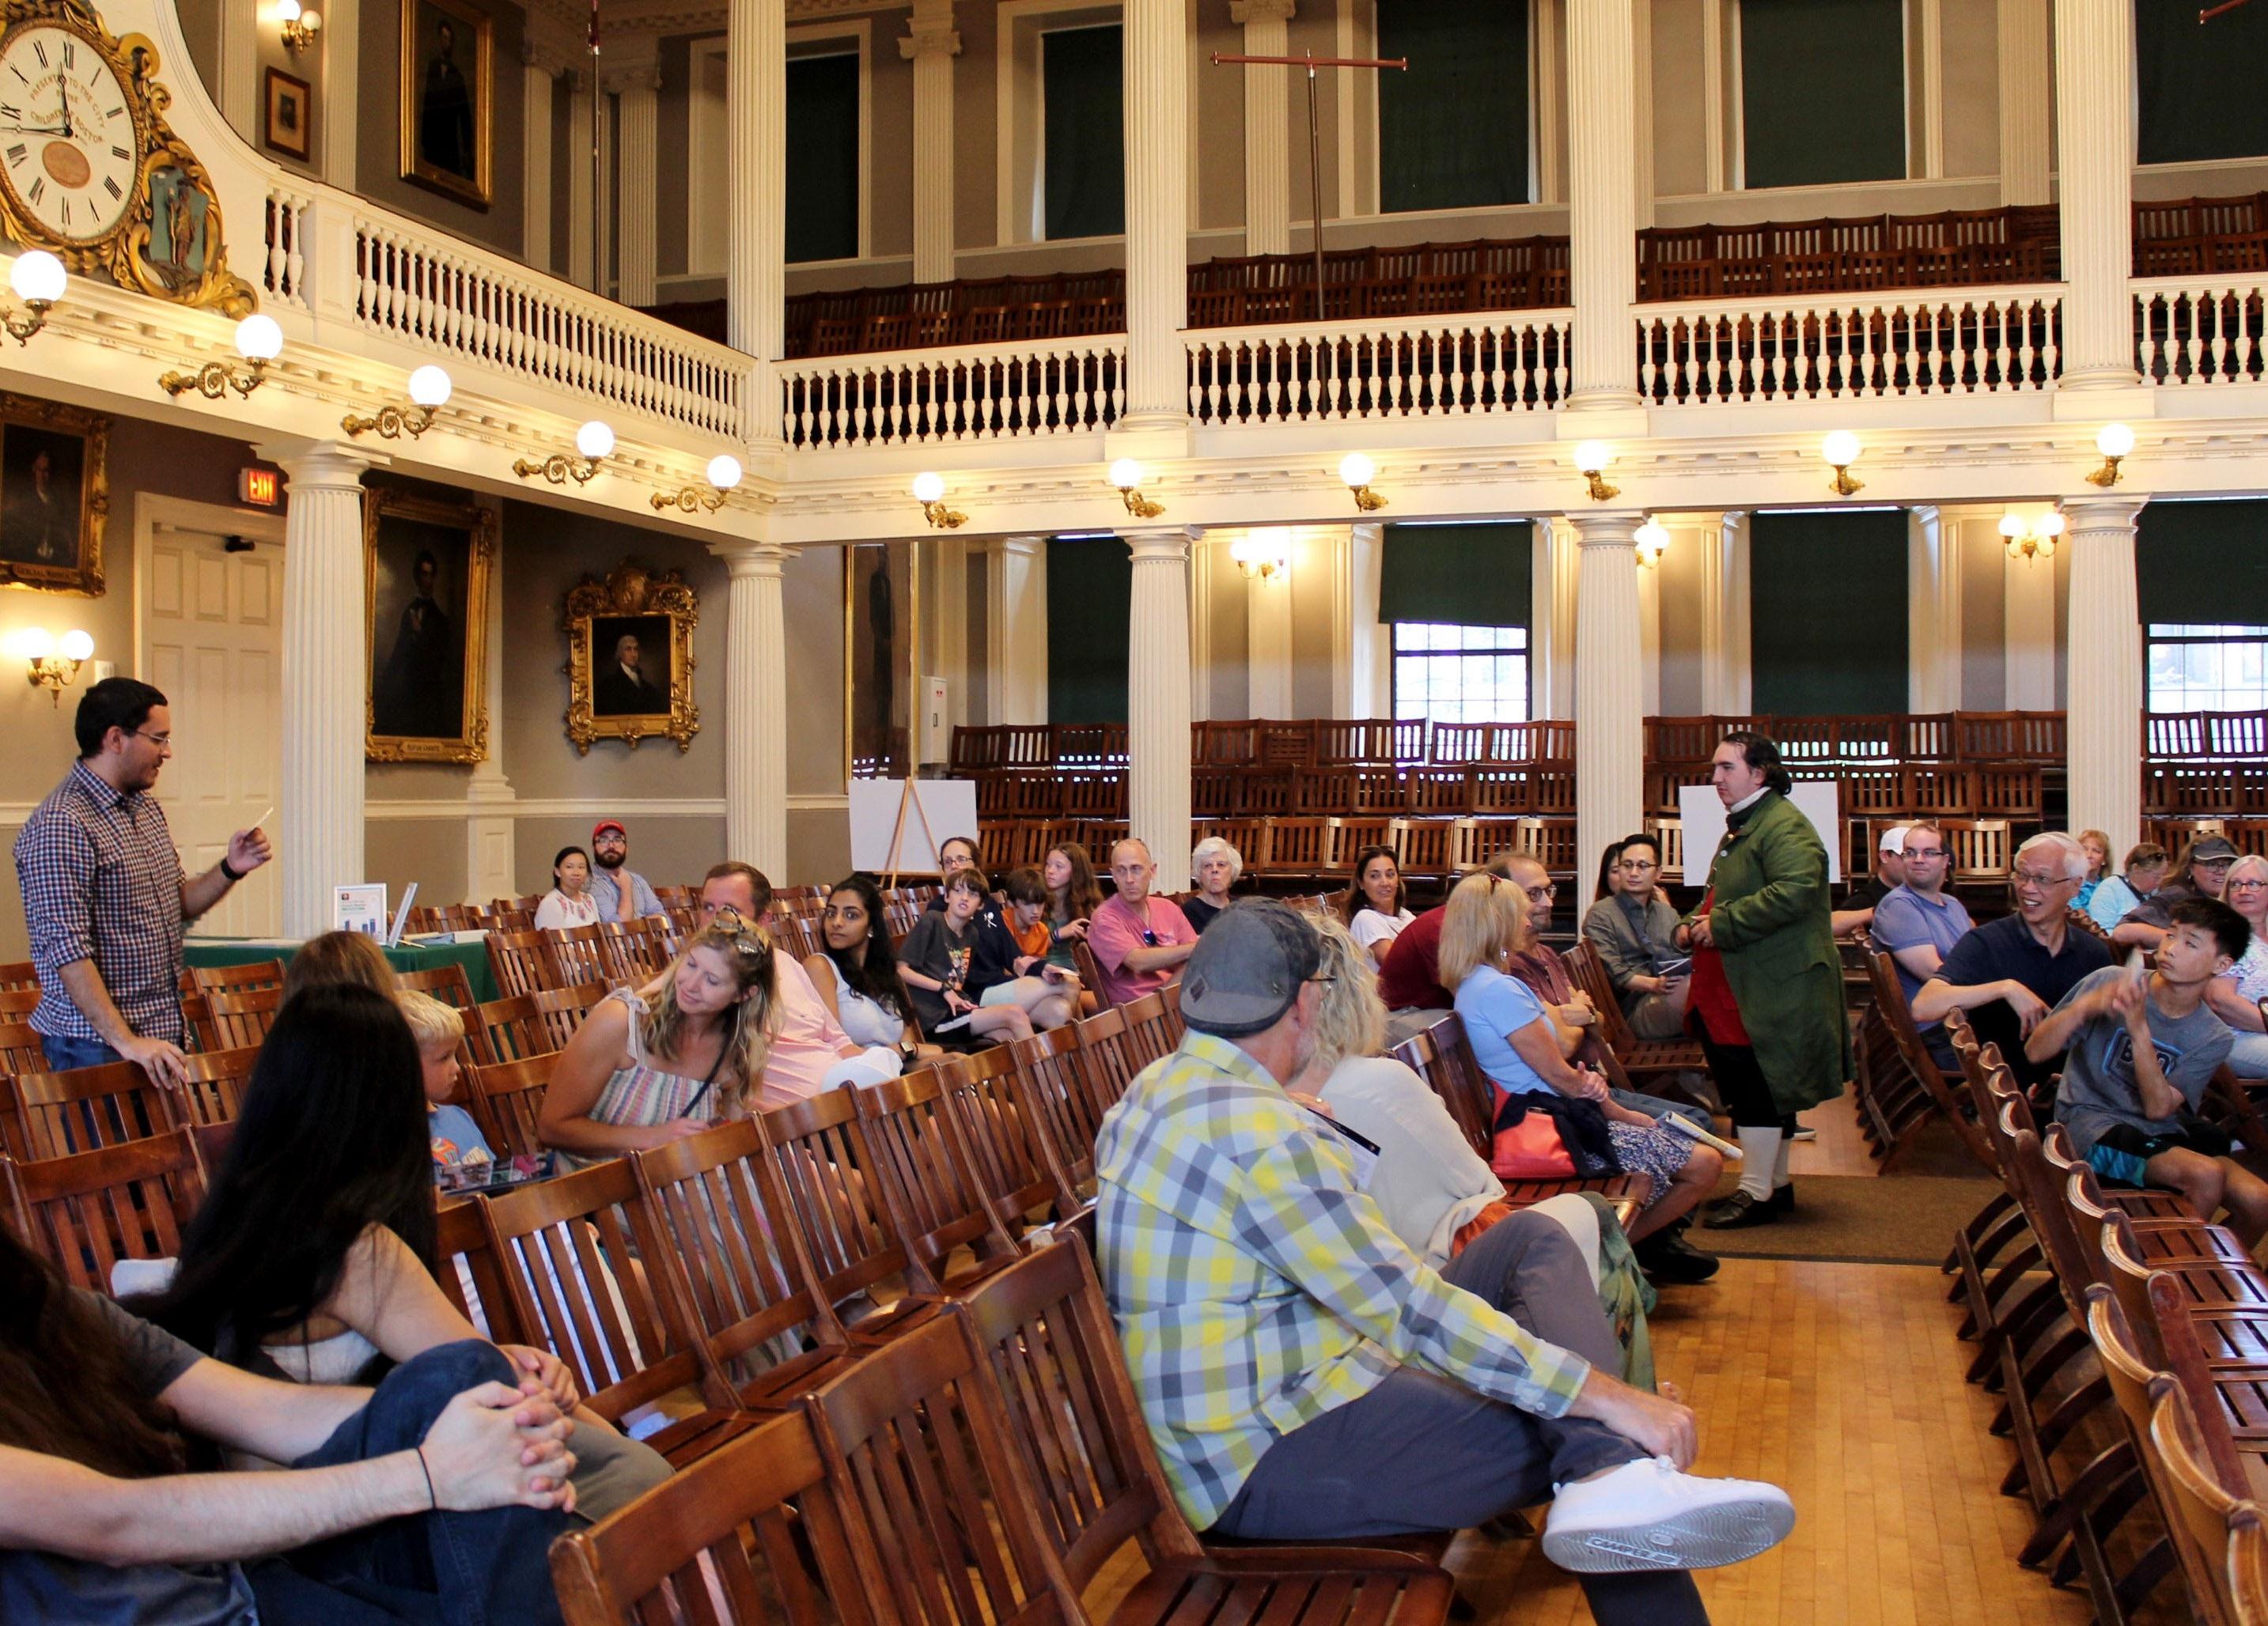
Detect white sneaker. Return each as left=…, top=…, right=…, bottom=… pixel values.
left=1541, top=1458, right=1795, bottom=1573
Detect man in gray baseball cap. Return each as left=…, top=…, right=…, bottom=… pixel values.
left=1090, top=898, right=1792, bottom=1605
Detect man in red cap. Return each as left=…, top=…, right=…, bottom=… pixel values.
left=586, top=820, right=664, bottom=921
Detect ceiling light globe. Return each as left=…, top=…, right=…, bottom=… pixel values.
left=2041, top=512, right=2066, bottom=537
left=276, top=0, right=301, bottom=19
left=407, top=365, right=452, bottom=407
left=1998, top=513, right=2024, bottom=539
left=1634, top=520, right=1670, bottom=551
left=10, top=250, right=64, bottom=305
left=911, top=471, right=945, bottom=504
left=1573, top=441, right=1611, bottom=475
left=1821, top=430, right=1861, bottom=468
left=1107, top=457, right=1145, bottom=491
left=2097, top=422, right=2136, bottom=459
left=234, top=313, right=283, bottom=361
left=1338, top=452, right=1376, bottom=487
left=575, top=421, right=615, bottom=459
left=706, top=454, right=743, bottom=491
left=17, top=626, right=53, bottom=660
left=59, top=629, right=93, bottom=662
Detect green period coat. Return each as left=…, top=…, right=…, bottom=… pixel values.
left=1683, top=791, right=1851, bottom=1114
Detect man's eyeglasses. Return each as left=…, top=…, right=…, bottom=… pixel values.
left=133, top=729, right=172, bottom=748
left=1524, top=885, right=1556, bottom=905
left=2012, top=868, right=2076, bottom=890
left=1903, top=847, right=1946, bottom=860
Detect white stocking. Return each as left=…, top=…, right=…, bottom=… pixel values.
left=1736, top=1128, right=1781, bottom=1202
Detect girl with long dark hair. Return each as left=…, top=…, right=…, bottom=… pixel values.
left=1338, top=845, right=1413, bottom=967
left=1041, top=842, right=1104, bottom=968
left=805, top=872, right=930, bottom=1058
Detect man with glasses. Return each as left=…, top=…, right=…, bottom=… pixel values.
left=586, top=819, right=667, bottom=921
left=1913, top=830, right=2113, bottom=1100
left=1867, top=821, right=1973, bottom=1066
left=1088, top=838, right=1198, bottom=1008
left=13, top=678, right=271, bottom=1083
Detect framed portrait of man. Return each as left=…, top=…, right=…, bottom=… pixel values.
left=564, top=561, right=699, bottom=754
left=399, top=0, right=493, bottom=208
left=364, top=490, right=495, bottom=762
left=0, top=395, right=108, bottom=597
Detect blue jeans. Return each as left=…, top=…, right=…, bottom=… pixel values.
left=38, top=1032, right=123, bottom=1072
left=1611, top=1087, right=1711, bottom=1136
left=244, top=1341, right=570, bottom=1624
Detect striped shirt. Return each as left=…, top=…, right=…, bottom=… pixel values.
left=12, top=761, right=187, bottom=1045
left=1095, top=1029, right=1592, bottom=1530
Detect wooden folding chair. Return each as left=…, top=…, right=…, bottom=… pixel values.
left=4, top=1126, right=208, bottom=1293
left=2083, top=1285, right=2206, bottom=1622
left=548, top=1409, right=875, bottom=1626
left=1007, top=1026, right=1108, bottom=1197
left=0, top=1019, right=49, bottom=1076
left=470, top=986, right=604, bottom=1065
left=596, top=919, right=672, bottom=985
left=464, top=1054, right=558, bottom=1159
left=1388, top=1016, right=1494, bottom=1157
left=479, top=1159, right=756, bottom=1467
left=2154, top=1379, right=2253, bottom=1626
left=0, top=959, right=36, bottom=992
left=203, top=987, right=282, bottom=1051
left=1073, top=1003, right=1153, bottom=1108
left=485, top=930, right=562, bottom=998
left=395, top=962, right=479, bottom=1011
left=189, top=959, right=287, bottom=996
left=177, top=1046, right=261, bottom=1129
left=548, top=925, right=614, bottom=991
left=0, top=986, right=41, bottom=1021
left=2, top=1061, right=179, bottom=1160
left=1563, top=940, right=1708, bottom=1085
left=1116, top=990, right=1179, bottom=1069
left=1865, top=950, right=1996, bottom=1174
left=434, top=1194, right=523, bottom=1342
left=854, top=1064, right=1023, bottom=1291
left=941, top=1046, right=1083, bottom=1235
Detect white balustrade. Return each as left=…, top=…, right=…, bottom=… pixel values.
left=263, top=187, right=312, bottom=309
left=776, top=336, right=1127, bottom=448
left=2134, top=278, right=2268, bottom=386
left=1636, top=287, right=2063, bottom=404
left=1184, top=310, right=1573, bottom=425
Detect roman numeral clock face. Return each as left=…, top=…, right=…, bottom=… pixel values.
left=0, top=24, right=135, bottom=244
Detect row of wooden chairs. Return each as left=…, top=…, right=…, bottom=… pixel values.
left=2142, top=819, right=2268, bottom=861
left=483, top=921, right=679, bottom=1000
left=976, top=815, right=1587, bottom=887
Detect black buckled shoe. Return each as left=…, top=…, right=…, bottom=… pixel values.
left=1703, top=1189, right=1781, bottom=1230
left=1635, top=1230, right=1721, bottom=1284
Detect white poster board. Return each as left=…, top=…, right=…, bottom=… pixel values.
left=1677, top=784, right=1843, bottom=887
left=333, top=883, right=388, bottom=936
left=847, top=778, right=982, bottom=874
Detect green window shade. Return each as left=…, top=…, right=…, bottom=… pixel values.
left=786, top=54, right=859, bottom=264
left=1047, top=536, right=1130, bottom=724
left=1377, top=0, right=1529, bottom=214
left=1749, top=509, right=1908, bottom=715
left=2137, top=500, right=2268, bottom=625
left=1043, top=25, right=1124, bottom=241
left=1739, top=0, right=1905, bottom=190
left=1378, top=523, right=1532, bottom=628
left=2137, top=0, right=2268, bottom=164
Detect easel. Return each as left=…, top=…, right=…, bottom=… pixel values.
left=1210, top=48, right=1409, bottom=321
left=879, top=777, right=945, bottom=891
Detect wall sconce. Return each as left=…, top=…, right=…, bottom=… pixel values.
left=653, top=454, right=742, bottom=512
left=1634, top=519, right=1670, bottom=568
left=17, top=626, right=93, bottom=705
left=1338, top=452, right=1387, bottom=512
left=515, top=420, right=614, bottom=485
left=911, top=471, right=967, bottom=529
left=1822, top=430, right=1864, bottom=496
left=275, top=0, right=320, bottom=51
left=1999, top=510, right=2064, bottom=563
left=2088, top=422, right=2134, bottom=488
left=2, top=251, right=65, bottom=345
left=1229, top=528, right=1291, bottom=581
left=1108, top=457, right=1164, bottom=518
left=343, top=364, right=451, bottom=438
left=161, top=313, right=282, bottom=399
left=1573, top=441, right=1619, bottom=502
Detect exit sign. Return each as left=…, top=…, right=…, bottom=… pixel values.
left=238, top=467, right=280, bottom=507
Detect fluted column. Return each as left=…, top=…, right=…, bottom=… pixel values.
left=1701, top=511, right=1751, bottom=714
left=1121, top=0, right=1190, bottom=431
left=1997, top=0, right=2050, bottom=206
left=1573, top=512, right=1645, bottom=883
left=986, top=535, right=1047, bottom=724
left=715, top=542, right=793, bottom=875
left=521, top=45, right=555, bottom=272
left=2064, top=495, right=2147, bottom=853
left=728, top=0, right=787, bottom=404
left=900, top=2, right=961, bottom=285
left=1529, top=518, right=1579, bottom=720
left=1232, top=0, right=1295, bottom=256
left=268, top=443, right=375, bottom=936
left=2055, top=0, right=2138, bottom=388
left=1126, top=528, right=1196, bottom=879
left=609, top=55, right=663, bottom=307
left=1565, top=0, right=1641, bottom=410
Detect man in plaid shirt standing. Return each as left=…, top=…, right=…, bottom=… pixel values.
left=1095, top=899, right=1791, bottom=1621
left=13, top=679, right=272, bottom=1084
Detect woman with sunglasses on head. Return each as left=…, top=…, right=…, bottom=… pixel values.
left=1339, top=845, right=1414, bottom=968
left=805, top=873, right=936, bottom=1064
left=2203, top=853, right=2268, bottom=1079
left=1582, top=834, right=1692, bottom=1042
left=539, top=917, right=777, bottom=1167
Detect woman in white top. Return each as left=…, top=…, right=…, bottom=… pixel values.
left=2206, top=853, right=2268, bottom=1077
left=803, top=873, right=936, bottom=1058
left=534, top=844, right=602, bottom=930
left=1339, top=845, right=1415, bottom=967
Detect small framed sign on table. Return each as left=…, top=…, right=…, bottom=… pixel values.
left=334, top=883, right=389, bottom=937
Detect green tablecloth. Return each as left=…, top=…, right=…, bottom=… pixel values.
left=184, top=936, right=498, bottom=1004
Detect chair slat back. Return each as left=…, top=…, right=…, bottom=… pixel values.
left=761, top=1085, right=943, bottom=1303
left=1114, top=992, right=1177, bottom=1072
left=395, top=962, right=479, bottom=1011
left=4, top=1126, right=207, bottom=1292
left=0, top=1019, right=49, bottom=1076
left=0, top=959, right=36, bottom=993
left=2153, top=1382, right=2250, bottom=1626
left=597, top=919, right=673, bottom=985
left=436, top=1194, right=523, bottom=1342
left=1388, top=1017, right=1494, bottom=1158
left=0, top=986, right=41, bottom=1020
left=485, top=930, right=562, bottom=998
left=943, top=1048, right=1080, bottom=1231
left=547, top=926, right=614, bottom=992
left=465, top=1054, right=559, bottom=1159
left=471, top=985, right=604, bottom=1066
left=189, top=959, right=287, bottom=996
left=203, top=987, right=282, bottom=1051
left=1070, top=1005, right=1146, bottom=1110
left=1007, top=1027, right=1104, bottom=1196
left=548, top=1409, right=873, bottom=1626
left=177, top=1046, right=262, bottom=1129
left=4, top=1061, right=178, bottom=1160
left=854, top=1065, right=1021, bottom=1281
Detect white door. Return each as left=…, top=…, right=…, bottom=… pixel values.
left=142, top=524, right=282, bottom=938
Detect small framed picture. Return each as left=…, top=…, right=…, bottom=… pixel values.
left=264, top=66, right=312, bottom=163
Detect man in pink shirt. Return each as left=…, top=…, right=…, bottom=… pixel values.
left=699, top=862, right=902, bottom=1103
left=1089, top=838, right=1198, bottom=1008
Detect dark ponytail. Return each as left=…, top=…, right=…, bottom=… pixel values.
left=1721, top=731, right=1793, bottom=796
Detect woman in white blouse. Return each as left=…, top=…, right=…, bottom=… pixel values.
left=532, top=845, right=601, bottom=930
left=803, top=872, right=934, bottom=1061
left=1339, top=845, right=1414, bottom=967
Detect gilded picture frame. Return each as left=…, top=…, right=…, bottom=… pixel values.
left=363, top=489, right=494, bottom=763
left=564, top=561, right=699, bottom=754
left=0, top=391, right=108, bottom=596
left=399, top=0, right=493, bottom=209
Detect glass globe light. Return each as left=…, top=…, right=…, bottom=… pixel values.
left=2097, top=423, right=2136, bottom=459
left=1998, top=513, right=2024, bottom=539
left=1573, top=441, right=1612, bottom=474
left=2041, top=512, right=2066, bottom=538
left=1338, top=452, right=1376, bottom=487
left=17, top=626, right=53, bottom=660
left=234, top=314, right=284, bottom=361
left=706, top=454, right=743, bottom=491
left=407, top=365, right=452, bottom=407
left=1107, top=457, right=1145, bottom=490
left=10, top=250, right=65, bottom=305
left=59, top=629, right=93, bottom=662
left=911, top=471, right=946, bottom=504
left=575, top=421, right=615, bottom=459
left=1821, top=430, right=1861, bottom=467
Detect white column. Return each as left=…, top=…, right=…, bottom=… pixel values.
left=986, top=536, right=1048, bottom=724
left=928, top=538, right=969, bottom=758
left=1532, top=0, right=1565, bottom=205
left=728, top=0, right=787, bottom=375
left=2054, top=0, right=2138, bottom=389
left=267, top=442, right=374, bottom=937
left=1701, top=511, right=1751, bottom=715
left=1637, top=554, right=1662, bottom=717
left=1335, top=523, right=1387, bottom=719
left=1573, top=512, right=1645, bottom=880
left=1232, top=0, right=1296, bottom=257
left=1121, top=0, right=1191, bottom=432
left=520, top=46, right=555, bottom=272
left=2005, top=522, right=2059, bottom=711
left=320, top=0, right=360, bottom=185
left=714, top=542, right=793, bottom=875
left=1907, top=505, right=1963, bottom=713
left=566, top=72, right=595, bottom=289
left=1997, top=0, right=2050, bottom=206
left=1917, top=0, right=1944, bottom=179
left=1564, top=0, right=1641, bottom=410
left=2064, top=495, right=2147, bottom=853
left=901, top=2, right=962, bottom=285
left=1126, top=528, right=1196, bottom=879
left=1530, top=517, right=1579, bottom=720
left=609, top=55, right=662, bottom=308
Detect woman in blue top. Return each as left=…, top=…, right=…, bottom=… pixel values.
left=1441, top=872, right=1721, bottom=1246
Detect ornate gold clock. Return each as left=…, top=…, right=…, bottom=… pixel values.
left=0, top=0, right=252, bottom=312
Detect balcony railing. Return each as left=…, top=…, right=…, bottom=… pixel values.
left=1184, top=309, right=1573, bottom=426
left=2134, top=276, right=2268, bottom=386
left=775, top=335, right=1126, bottom=448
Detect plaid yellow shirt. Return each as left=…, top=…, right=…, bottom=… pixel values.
left=1096, top=1030, right=1593, bottom=1530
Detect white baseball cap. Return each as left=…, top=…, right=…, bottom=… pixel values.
left=1879, top=824, right=1912, bottom=855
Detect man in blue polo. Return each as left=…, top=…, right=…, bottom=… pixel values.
left=1868, top=821, right=1972, bottom=1066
